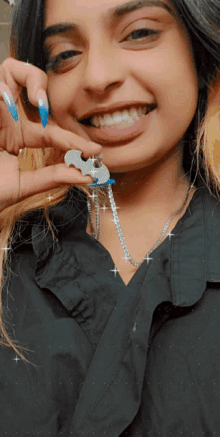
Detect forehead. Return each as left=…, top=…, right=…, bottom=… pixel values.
left=44, top=0, right=175, bottom=28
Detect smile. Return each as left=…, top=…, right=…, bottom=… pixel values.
left=79, top=103, right=157, bottom=145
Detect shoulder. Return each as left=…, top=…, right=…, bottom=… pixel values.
left=165, top=181, right=220, bottom=306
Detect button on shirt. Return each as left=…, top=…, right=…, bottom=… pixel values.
left=1, top=178, right=220, bottom=436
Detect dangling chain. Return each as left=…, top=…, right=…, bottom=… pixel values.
left=87, top=182, right=193, bottom=267
left=87, top=186, right=101, bottom=240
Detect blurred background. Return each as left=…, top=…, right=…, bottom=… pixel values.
left=0, top=0, right=12, bottom=63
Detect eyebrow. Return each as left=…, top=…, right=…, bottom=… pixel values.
left=42, top=0, right=175, bottom=43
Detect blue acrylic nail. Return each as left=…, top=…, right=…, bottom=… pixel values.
left=2, top=91, right=18, bottom=122
left=38, top=99, right=49, bottom=128
left=88, top=178, right=116, bottom=187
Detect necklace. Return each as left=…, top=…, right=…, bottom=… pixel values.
left=63, top=148, right=193, bottom=268
left=87, top=182, right=193, bottom=267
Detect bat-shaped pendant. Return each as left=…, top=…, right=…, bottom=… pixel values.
left=64, top=150, right=115, bottom=186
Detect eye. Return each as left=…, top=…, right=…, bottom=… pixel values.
left=46, top=50, right=79, bottom=73
left=124, top=27, right=160, bottom=42
left=45, top=27, right=160, bottom=73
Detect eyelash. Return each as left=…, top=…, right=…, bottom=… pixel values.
left=46, top=27, right=160, bottom=73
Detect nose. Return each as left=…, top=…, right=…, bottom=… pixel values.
left=82, top=38, right=124, bottom=95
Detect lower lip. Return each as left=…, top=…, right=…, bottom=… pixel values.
left=80, top=109, right=156, bottom=145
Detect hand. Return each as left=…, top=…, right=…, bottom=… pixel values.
left=0, top=57, right=102, bottom=212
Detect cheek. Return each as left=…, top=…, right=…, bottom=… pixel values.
left=132, top=34, right=198, bottom=114
left=47, top=76, right=77, bottom=118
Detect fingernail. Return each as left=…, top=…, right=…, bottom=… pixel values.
left=37, top=89, right=49, bottom=128
left=0, top=85, right=18, bottom=122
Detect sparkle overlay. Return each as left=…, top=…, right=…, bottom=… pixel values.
left=110, top=266, right=119, bottom=277
left=144, top=254, right=153, bottom=265
left=122, top=255, right=130, bottom=261
left=13, top=356, right=21, bottom=363
left=88, top=192, right=98, bottom=201
left=88, top=156, right=97, bottom=166
left=100, top=204, right=109, bottom=211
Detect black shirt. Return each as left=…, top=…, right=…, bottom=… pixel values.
left=1, top=178, right=220, bottom=436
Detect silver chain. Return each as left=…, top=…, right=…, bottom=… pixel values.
left=87, top=182, right=193, bottom=267
left=87, top=186, right=101, bottom=240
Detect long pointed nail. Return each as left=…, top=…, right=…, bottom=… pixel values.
left=0, top=86, right=18, bottom=122
left=37, top=89, right=49, bottom=128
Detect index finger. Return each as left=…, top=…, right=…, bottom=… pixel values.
left=49, top=116, right=95, bottom=142
left=0, top=58, right=48, bottom=106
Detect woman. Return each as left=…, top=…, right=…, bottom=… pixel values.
left=0, top=0, right=220, bottom=434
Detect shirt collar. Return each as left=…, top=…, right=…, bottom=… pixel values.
left=171, top=179, right=220, bottom=306
left=144, top=178, right=220, bottom=307
left=13, top=178, right=220, bottom=308
left=13, top=186, right=88, bottom=256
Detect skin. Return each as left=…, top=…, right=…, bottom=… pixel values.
left=43, top=0, right=199, bottom=283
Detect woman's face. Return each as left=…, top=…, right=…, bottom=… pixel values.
left=44, top=0, right=199, bottom=173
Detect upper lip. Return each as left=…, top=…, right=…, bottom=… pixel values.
left=78, top=101, right=156, bottom=121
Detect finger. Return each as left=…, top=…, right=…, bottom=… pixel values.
left=0, top=58, right=48, bottom=107
left=21, top=118, right=102, bottom=157
left=19, top=164, right=93, bottom=201
left=47, top=116, right=92, bottom=142
left=0, top=82, right=19, bottom=122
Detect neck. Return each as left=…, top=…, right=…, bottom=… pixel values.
left=110, top=147, right=192, bottom=216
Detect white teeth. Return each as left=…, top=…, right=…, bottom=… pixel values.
left=103, top=114, right=114, bottom=125
left=121, top=109, right=134, bottom=123
left=99, top=116, right=105, bottom=127
left=129, top=107, right=141, bottom=120
left=121, top=109, right=129, bottom=120
left=112, top=111, right=126, bottom=124
left=91, top=105, right=148, bottom=128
